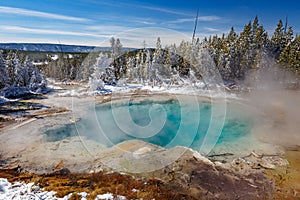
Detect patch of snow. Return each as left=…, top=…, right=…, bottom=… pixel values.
left=32, top=62, right=45, bottom=66
left=96, top=193, right=126, bottom=200
left=51, top=55, right=59, bottom=60
left=79, top=191, right=89, bottom=200
left=0, top=178, right=127, bottom=200
left=0, top=178, right=65, bottom=200
left=56, top=82, right=240, bottom=100
left=0, top=96, right=19, bottom=104
left=48, top=85, right=63, bottom=90
left=132, top=188, right=139, bottom=193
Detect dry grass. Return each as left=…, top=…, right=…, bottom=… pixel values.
left=0, top=169, right=195, bottom=200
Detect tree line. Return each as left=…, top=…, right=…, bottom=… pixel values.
left=1, top=16, right=300, bottom=90
left=88, top=16, right=300, bottom=88
left=0, top=51, right=47, bottom=98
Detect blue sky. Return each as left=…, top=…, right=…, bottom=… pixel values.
left=0, top=0, right=299, bottom=47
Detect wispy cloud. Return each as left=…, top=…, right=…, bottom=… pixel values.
left=0, top=26, right=110, bottom=38
left=82, top=0, right=192, bottom=17
left=198, top=16, right=221, bottom=21
left=107, top=27, right=191, bottom=48
left=85, top=25, right=135, bottom=35
left=125, top=17, right=157, bottom=25
left=0, top=6, right=90, bottom=22
left=137, top=5, right=192, bottom=16
left=169, top=15, right=221, bottom=23
left=204, top=27, right=221, bottom=32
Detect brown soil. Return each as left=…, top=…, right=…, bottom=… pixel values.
left=270, top=149, right=300, bottom=199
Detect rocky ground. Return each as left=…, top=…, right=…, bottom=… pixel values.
left=0, top=85, right=300, bottom=199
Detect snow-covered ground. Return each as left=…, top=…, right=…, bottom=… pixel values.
left=0, top=178, right=126, bottom=200
left=56, top=82, right=240, bottom=100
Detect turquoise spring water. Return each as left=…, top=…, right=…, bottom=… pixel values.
left=44, top=99, right=252, bottom=152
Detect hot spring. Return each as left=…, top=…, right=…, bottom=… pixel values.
left=44, top=96, right=259, bottom=156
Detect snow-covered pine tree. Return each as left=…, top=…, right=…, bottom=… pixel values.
left=110, top=37, right=116, bottom=58
left=0, top=51, right=8, bottom=90
left=271, top=20, right=285, bottom=59
left=135, top=51, right=143, bottom=83
left=115, top=38, right=123, bottom=58
left=126, top=56, right=136, bottom=82
left=279, top=34, right=300, bottom=73
left=2, top=53, right=47, bottom=97
left=196, top=46, right=219, bottom=86
left=10, top=53, right=24, bottom=87
left=26, top=57, right=47, bottom=93
left=150, top=37, right=166, bottom=85
left=89, top=52, right=111, bottom=91
left=144, top=49, right=151, bottom=84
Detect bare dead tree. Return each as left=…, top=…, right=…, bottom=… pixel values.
left=284, top=15, right=288, bottom=33
left=192, top=8, right=199, bottom=45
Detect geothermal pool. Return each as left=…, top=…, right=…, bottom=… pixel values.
left=44, top=97, right=257, bottom=155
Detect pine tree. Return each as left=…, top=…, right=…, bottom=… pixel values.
left=279, top=34, right=300, bottom=73
left=115, top=38, right=123, bottom=57
left=89, top=52, right=112, bottom=90
left=237, top=21, right=253, bottom=79
left=0, top=51, right=7, bottom=90
left=110, top=37, right=116, bottom=58
left=227, top=27, right=238, bottom=45
left=271, top=20, right=285, bottom=59
left=126, top=56, right=136, bottom=82
left=9, top=53, right=24, bottom=87
left=26, top=58, right=47, bottom=93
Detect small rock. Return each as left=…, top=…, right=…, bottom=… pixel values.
left=133, top=147, right=151, bottom=155
left=31, top=185, right=40, bottom=192
left=192, top=151, right=213, bottom=165
left=53, top=168, right=71, bottom=175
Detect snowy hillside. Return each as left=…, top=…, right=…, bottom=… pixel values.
left=0, top=43, right=133, bottom=53
left=0, top=43, right=104, bottom=53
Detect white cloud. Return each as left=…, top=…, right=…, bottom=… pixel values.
left=0, top=25, right=110, bottom=38
left=107, top=27, right=191, bottom=48
left=141, top=21, right=156, bottom=25
left=137, top=5, right=192, bottom=16
left=169, top=16, right=221, bottom=23
left=85, top=25, right=132, bottom=34
left=0, top=26, right=222, bottom=48
left=204, top=27, right=221, bottom=32
left=198, top=16, right=221, bottom=21
left=83, top=1, right=192, bottom=17
left=0, top=6, right=90, bottom=22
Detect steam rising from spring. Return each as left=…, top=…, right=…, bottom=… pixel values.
left=244, top=54, right=300, bottom=148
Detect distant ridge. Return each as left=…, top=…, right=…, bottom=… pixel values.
left=0, top=43, right=114, bottom=53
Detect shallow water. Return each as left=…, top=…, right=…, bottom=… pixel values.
left=44, top=98, right=254, bottom=154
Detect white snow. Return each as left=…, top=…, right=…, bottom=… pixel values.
left=78, top=192, right=89, bottom=200
left=96, top=193, right=126, bottom=200
left=0, top=178, right=65, bottom=200
left=132, top=188, right=139, bottom=193
left=32, top=62, right=45, bottom=66
left=65, top=84, right=238, bottom=100
left=0, top=178, right=127, bottom=200
left=48, top=85, right=63, bottom=90
left=0, top=96, right=19, bottom=104
left=51, top=55, right=59, bottom=60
